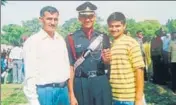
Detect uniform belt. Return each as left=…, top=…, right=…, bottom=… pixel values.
left=36, top=81, right=67, bottom=88
left=75, top=70, right=105, bottom=78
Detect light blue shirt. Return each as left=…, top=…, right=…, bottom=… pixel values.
left=161, top=36, right=170, bottom=52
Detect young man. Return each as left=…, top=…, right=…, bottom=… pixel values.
left=103, top=12, right=145, bottom=105
left=23, top=6, right=70, bottom=105
left=65, top=2, right=112, bottom=105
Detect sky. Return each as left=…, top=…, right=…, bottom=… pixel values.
left=1, top=1, right=176, bottom=27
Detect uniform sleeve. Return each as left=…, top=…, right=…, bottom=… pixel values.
left=65, top=36, right=75, bottom=66
left=129, top=39, right=145, bottom=69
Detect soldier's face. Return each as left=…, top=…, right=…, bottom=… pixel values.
left=108, top=21, right=126, bottom=39
left=79, top=14, right=96, bottom=29
left=39, top=11, right=59, bottom=33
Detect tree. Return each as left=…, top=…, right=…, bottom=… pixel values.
left=22, top=18, right=42, bottom=35
left=1, top=24, right=27, bottom=45
left=60, top=16, right=109, bottom=38
left=135, top=20, right=161, bottom=38
left=60, top=18, right=81, bottom=37
left=126, top=18, right=138, bottom=37
left=166, top=19, right=176, bottom=33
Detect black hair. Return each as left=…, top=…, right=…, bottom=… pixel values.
left=107, top=12, right=126, bottom=25
left=136, top=30, right=142, bottom=34
left=40, top=6, right=59, bottom=17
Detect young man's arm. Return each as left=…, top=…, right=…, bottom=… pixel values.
left=129, top=40, right=145, bottom=105
left=135, top=67, right=144, bottom=104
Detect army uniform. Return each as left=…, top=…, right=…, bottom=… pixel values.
left=65, top=2, right=112, bottom=105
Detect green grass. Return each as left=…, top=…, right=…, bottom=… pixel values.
left=145, top=82, right=176, bottom=105
left=1, top=84, right=28, bottom=105
left=1, top=82, right=176, bottom=105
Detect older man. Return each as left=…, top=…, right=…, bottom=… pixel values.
left=23, top=6, right=70, bottom=105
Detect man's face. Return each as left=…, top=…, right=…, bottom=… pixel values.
left=108, top=21, right=126, bottom=39
left=79, top=14, right=96, bottom=29
left=137, top=32, right=143, bottom=38
left=39, top=11, right=59, bottom=33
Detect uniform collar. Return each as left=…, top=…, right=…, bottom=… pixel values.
left=78, top=28, right=99, bottom=38
left=39, top=29, right=60, bottom=40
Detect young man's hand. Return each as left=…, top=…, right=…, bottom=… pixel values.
left=102, top=48, right=111, bottom=64
left=135, top=99, right=144, bottom=105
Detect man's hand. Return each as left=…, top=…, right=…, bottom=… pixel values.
left=135, top=99, right=144, bottom=105
left=70, top=94, right=78, bottom=105
left=102, top=48, right=111, bottom=64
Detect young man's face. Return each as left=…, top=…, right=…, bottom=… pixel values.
left=79, top=14, right=96, bottom=29
left=108, top=21, right=126, bottom=39
left=39, top=11, right=59, bottom=33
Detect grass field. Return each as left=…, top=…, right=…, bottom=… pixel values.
left=1, top=84, right=28, bottom=105
left=1, top=82, right=176, bottom=105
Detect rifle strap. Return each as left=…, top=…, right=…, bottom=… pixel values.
left=68, top=34, right=77, bottom=60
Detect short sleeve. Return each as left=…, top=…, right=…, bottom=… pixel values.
left=129, top=39, right=145, bottom=69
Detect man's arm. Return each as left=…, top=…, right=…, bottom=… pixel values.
left=23, top=39, right=40, bottom=105
left=129, top=40, right=145, bottom=105
left=65, top=36, right=78, bottom=105
left=68, top=66, right=78, bottom=105
left=135, top=67, right=144, bottom=102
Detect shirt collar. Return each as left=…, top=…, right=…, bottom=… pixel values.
left=39, top=29, right=60, bottom=40
left=114, top=34, right=126, bottom=42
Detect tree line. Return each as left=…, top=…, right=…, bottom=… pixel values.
left=1, top=17, right=176, bottom=45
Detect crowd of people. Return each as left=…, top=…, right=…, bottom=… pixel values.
left=1, top=41, right=24, bottom=84
left=150, top=28, right=176, bottom=95
left=1, top=1, right=176, bottom=105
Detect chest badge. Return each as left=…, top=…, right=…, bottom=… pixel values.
left=75, top=44, right=82, bottom=48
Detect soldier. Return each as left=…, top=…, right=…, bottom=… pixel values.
left=65, top=2, right=112, bottom=105
left=168, top=31, right=176, bottom=95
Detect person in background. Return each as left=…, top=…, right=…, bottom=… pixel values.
left=136, top=30, right=148, bottom=81
left=124, top=30, right=131, bottom=36
left=168, top=31, right=176, bottom=95
left=151, top=30, right=166, bottom=85
left=9, top=41, right=23, bottom=84
left=161, top=33, right=171, bottom=82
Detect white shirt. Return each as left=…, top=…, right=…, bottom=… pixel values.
left=23, top=29, right=70, bottom=105
left=9, top=46, right=23, bottom=60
